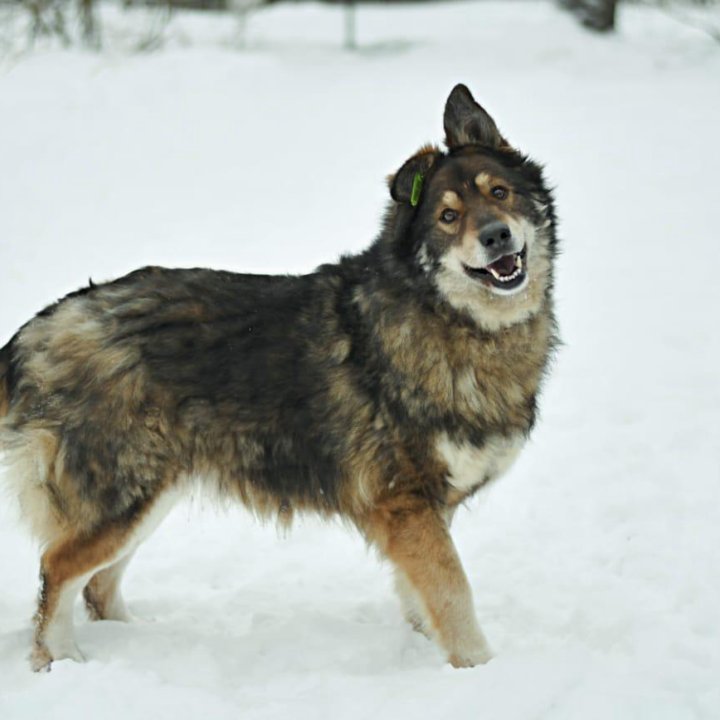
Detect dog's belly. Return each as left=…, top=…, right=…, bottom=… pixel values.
left=436, top=432, right=525, bottom=493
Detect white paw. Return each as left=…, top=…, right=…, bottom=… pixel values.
left=29, top=641, right=85, bottom=672
left=56, top=643, right=86, bottom=664
left=103, top=607, right=133, bottom=623
left=448, top=644, right=493, bottom=668
left=29, top=644, right=53, bottom=673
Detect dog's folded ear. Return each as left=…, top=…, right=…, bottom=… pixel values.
left=444, top=84, right=509, bottom=150
left=390, top=145, right=442, bottom=205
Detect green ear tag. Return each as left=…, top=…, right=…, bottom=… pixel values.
left=410, top=172, right=424, bottom=207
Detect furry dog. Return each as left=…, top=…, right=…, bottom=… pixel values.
left=0, top=84, right=558, bottom=672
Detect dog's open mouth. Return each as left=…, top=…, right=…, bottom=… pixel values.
left=463, top=246, right=527, bottom=291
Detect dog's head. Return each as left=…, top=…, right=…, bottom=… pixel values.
left=388, top=84, right=557, bottom=331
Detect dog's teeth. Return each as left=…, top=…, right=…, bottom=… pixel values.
left=500, top=268, right=521, bottom=283
left=489, top=255, right=524, bottom=283
left=488, top=262, right=524, bottom=283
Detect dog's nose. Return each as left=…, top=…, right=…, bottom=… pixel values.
left=479, top=221, right=512, bottom=250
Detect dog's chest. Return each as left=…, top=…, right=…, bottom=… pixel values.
left=436, top=432, right=525, bottom=493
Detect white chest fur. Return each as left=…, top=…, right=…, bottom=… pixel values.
left=436, top=432, right=526, bottom=492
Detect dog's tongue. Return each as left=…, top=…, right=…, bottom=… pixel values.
left=486, top=253, right=516, bottom=276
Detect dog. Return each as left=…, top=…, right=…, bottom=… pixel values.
left=0, top=84, right=558, bottom=672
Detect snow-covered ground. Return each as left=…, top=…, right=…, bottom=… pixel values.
left=1, top=1, right=719, bottom=717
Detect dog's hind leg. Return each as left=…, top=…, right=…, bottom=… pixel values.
left=83, top=551, right=135, bottom=622
left=31, top=523, right=135, bottom=672
left=31, top=487, right=179, bottom=671
left=369, top=499, right=492, bottom=668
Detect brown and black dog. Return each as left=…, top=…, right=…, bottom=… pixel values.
left=0, top=84, right=558, bottom=672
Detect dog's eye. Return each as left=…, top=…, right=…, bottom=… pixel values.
left=440, top=209, right=459, bottom=224
left=491, top=186, right=509, bottom=200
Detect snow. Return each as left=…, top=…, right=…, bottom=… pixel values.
left=1, top=1, right=719, bottom=717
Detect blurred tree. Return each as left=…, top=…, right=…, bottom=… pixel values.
left=229, top=0, right=263, bottom=49
left=23, top=0, right=99, bottom=46
left=79, top=0, right=100, bottom=47
left=344, top=0, right=356, bottom=50
left=25, top=0, right=70, bottom=44
left=559, top=0, right=617, bottom=31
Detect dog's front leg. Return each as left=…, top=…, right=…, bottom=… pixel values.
left=369, top=499, right=492, bottom=668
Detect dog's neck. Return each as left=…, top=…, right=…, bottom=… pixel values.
left=352, top=277, right=556, bottom=437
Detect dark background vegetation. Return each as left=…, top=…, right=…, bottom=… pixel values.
left=4, top=0, right=719, bottom=54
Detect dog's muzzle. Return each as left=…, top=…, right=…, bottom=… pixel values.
left=462, top=245, right=528, bottom=291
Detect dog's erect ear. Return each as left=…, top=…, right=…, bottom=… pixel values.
left=444, top=84, right=508, bottom=149
left=390, top=146, right=441, bottom=205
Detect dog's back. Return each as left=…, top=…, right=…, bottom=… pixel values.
left=0, top=266, right=358, bottom=539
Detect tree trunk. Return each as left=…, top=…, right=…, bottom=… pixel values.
left=560, top=0, right=617, bottom=33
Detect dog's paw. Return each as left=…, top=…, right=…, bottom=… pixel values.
left=96, top=607, right=133, bottom=623
left=58, top=643, right=86, bottom=664
left=448, top=645, right=493, bottom=668
left=29, top=644, right=53, bottom=673
left=30, top=640, right=86, bottom=672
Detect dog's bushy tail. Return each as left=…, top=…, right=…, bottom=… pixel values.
left=0, top=339, right=67, bottom=545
